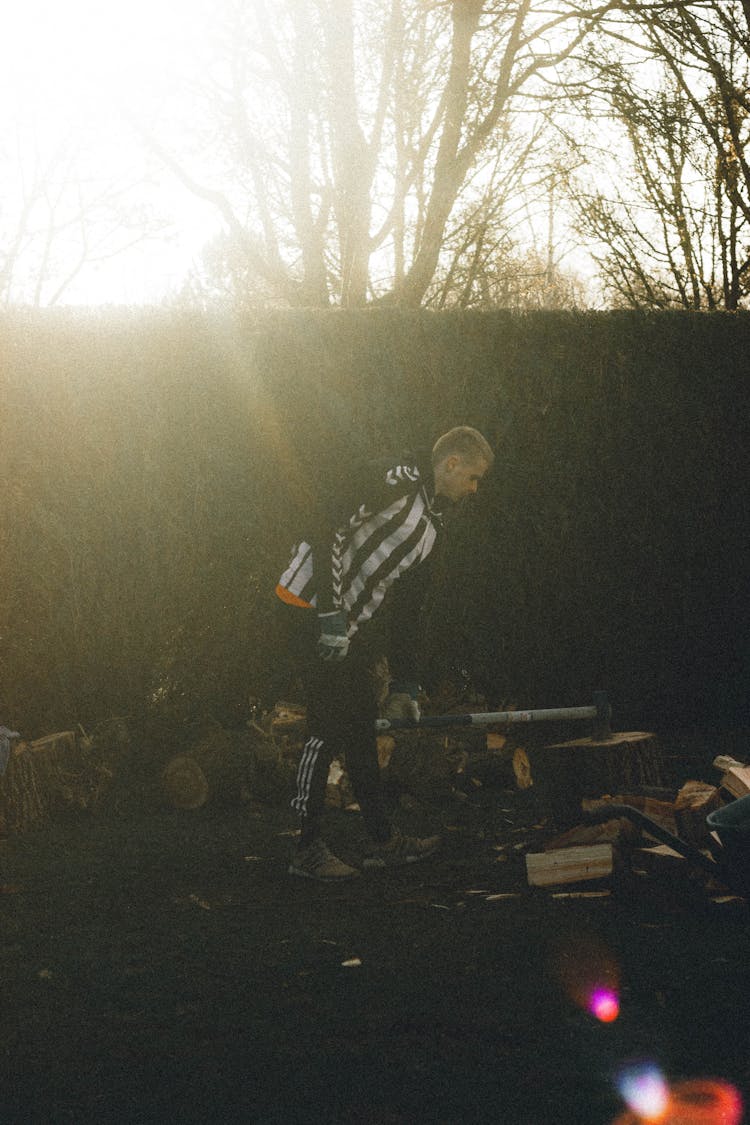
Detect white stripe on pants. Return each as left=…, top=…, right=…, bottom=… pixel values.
left=291, top=736, right=324, bottom=815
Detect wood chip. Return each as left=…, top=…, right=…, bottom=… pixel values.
left=188, top=894, right=212, bottom=910
left=551, top=891, right=611, bottom=899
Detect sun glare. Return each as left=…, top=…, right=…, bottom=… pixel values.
left=4, top=0, right=203, bottom=115
left=1, top=0, right=216, bottom=304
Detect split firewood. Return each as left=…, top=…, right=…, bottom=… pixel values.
left=634, top=844, right=689, bottom=879
left=526, top=844, right=614, bottom=888
left=544, top=817, right=640, bottom=850
left=674, top=781, right=723, bottom=847
left=712, top=755, right=746, bottom=773
left=325, top=758, right=357, bottom=809
left=376, top=735, right=396, bottom=770
left=269, top=701, right=307, bottom=733
left=582, top=794, right=678, bottom=835
left=718, top=765, right=750, bottom=799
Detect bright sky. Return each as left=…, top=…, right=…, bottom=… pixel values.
left=1, top=0, right=220, bottom=305
left=0, top=1, right=656, bottom=309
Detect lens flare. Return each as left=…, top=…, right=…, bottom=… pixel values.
left=668, top=1078, right=743, bottom=1125
left=555, top=931, right=620, bottom=1022
left=588, top=987, right=620, bottom=1023
left=613, top=1065, right=744, bottom=1125
left=617, top=1063, right=670, bottom=1121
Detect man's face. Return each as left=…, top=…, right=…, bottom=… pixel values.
left=434, top=455, right=489, bottom=503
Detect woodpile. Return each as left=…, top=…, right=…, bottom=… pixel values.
left=525, top=752, right=750, bottom=897
left=0, top=729, right=114, bottom=834
left=262, top=700, right=536, bottom=811
left=4, top=698, right=748, bottom=909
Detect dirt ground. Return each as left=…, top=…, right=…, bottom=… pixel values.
left=1, top=729, right=749, bottom=1125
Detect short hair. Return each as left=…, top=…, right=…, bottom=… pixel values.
left=431, top=426, right=494, bottom=468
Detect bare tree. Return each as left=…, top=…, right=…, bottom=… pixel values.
left=144, top=0, right=620, bottom=309
left=566, top=0, right=750, bottom=308
left=1, top=124, right=164, bottom=307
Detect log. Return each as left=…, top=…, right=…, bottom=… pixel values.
left=162, top=726, right=260, bottom=809
left=161, top=756, right=210, bottom=810
left=162, top=722, right=297, bottom=810
left=526, top=844, right=614, bottom=887
left=528, top=731, right=667, bottom=823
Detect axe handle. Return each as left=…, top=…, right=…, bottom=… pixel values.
left=376, top=698, right=610, bottom=734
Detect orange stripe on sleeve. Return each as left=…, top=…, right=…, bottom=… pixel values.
left=275, top=584, right=314, bottom=609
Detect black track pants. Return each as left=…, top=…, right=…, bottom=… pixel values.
left=281, top=605, right=391, bottom=845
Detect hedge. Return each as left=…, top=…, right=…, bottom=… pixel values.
left=1, top=308, right=747, bottom=737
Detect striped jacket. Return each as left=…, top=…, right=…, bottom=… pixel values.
left=276, top=450, right=445, bottom=647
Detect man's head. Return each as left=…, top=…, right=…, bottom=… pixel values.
left=431, top=426, right=493, bottom=503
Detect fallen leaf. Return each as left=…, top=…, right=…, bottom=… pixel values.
left=341, top=957, right=362, bottom=968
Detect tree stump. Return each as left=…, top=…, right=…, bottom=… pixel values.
left=526, top=731, right=668, bottom=824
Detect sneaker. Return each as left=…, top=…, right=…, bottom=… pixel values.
left=288, top=839, right=360, bottom=881
left=362, top=829, right=441, bottom=869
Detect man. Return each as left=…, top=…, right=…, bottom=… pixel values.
left=276, top=426, right=493, bottom=880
